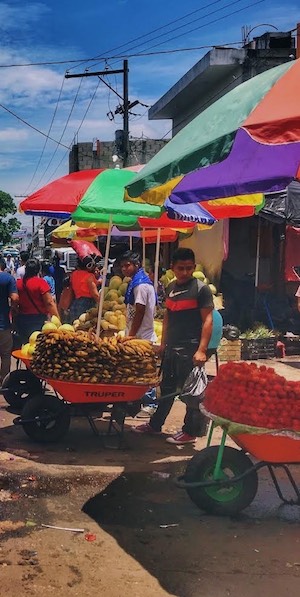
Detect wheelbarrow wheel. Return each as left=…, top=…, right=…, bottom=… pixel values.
left=184, top=446, right=258, bottom=515
left=1, top=369, right=42, bottom=410
left=21, top=394, right=71, bottom=443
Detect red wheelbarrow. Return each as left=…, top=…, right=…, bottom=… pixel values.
left=176, top=417, right=300, bottom=515
left=11, top=351, right=153, bottom=447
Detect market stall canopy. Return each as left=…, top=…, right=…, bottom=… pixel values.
left=50, top=219, right=179, bottom=244
left=72, top=169, right=162, bottom=225
left=125, top=59, right=300, bottom=207
left=20, top=165, right=144, bottom=218
left=165, top=193, right=264, bottom=223
left=260, top=180, right=300, bottom=226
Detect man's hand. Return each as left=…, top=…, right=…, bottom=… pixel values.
left=153, top=343, right=165, bottom=357
left=193, top=349, right=207, bottom=367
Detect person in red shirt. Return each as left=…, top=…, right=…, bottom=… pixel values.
left=16, top=258, right=60, bottom=344
left=69, top=259, right=100, bottom=322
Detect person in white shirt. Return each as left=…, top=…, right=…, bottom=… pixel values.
left=16, top=250, right=29, bottom=280
left=120, top=251, right=157, bottom=342
left=5, top=254, right=15, bottom=275
left=120, top=251, right=157, bottom=417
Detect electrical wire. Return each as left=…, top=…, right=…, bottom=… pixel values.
left=23, top=74, right=66, bottom=194
left=0, top=41, right=244, bottom=68
left=0, top=102, right=71, bottom=149
left=107, top=0, right=267, bottom=68
left=91, top=0, right=252, bottom=70
left=67, top=0, right=236, bottom=71
left=43, top=79, right=103, bottom=184
left=31, top=76, right=85, bottom=192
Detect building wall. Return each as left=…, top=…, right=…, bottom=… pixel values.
left=69, top=139, right=168, bottom=172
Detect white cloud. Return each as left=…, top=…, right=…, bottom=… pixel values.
left=0, top=127, right=29, bottom=141
left=0, top=2, right=49, bottom=32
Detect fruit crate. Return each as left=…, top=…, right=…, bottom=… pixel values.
left=283, top=335, right=300, bottom=356
left=241, top=337, right=277, bottom=360
left=217, top=338, right=241, bottom=362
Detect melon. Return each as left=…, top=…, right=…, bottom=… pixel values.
left=119, top=283, right=128, bottom=296
left=193, top=271, right=206, bottom=281
left=105, top=290, right=119, bottom=302
left=109, top=276, right=122, bottom=290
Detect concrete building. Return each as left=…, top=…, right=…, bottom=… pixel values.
left=69, top=138, right=168, bottom=172
left=148, top=30, right=297, bottom=330
left=149, top=31, right=296, bottom=135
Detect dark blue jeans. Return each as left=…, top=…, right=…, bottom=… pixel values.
left=16, top=314, right=46, bottom=344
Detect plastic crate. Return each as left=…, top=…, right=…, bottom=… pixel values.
left=241, top=337, right=277, bottom=360
left=217, top=338, right=241, bottom=361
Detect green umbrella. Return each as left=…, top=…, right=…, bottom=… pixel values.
left=72, top=168, right=163, bottom=337
left=72, top=168, right=162, bottom=224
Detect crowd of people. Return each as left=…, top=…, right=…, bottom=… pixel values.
left=0, top=244, right=236, bottom=445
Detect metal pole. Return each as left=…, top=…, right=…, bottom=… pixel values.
left=142, top=230, right=146, bottom=269
left=96, top=216, right=113, bottom=338
left=154, top=228, right=161, bottom=292
left=254, top=217, right=261, bottom=303
left=123, top=59, right=129, bottom=167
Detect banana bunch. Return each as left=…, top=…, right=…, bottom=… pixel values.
left=31, top=330, right=159, bottom=385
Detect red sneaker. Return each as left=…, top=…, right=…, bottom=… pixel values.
left=132, top=423, right=161, bottom=434
left=166, top=431, right=196, bottom=444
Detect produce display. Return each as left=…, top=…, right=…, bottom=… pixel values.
left=73, top=275, right=129, bottom=333
left=160, top=264, right=217, bottom=295
left=240, top=325, right=276, bottom=340
left=159, top=263, right=222, bottom=310
left=30, top=329, right=159, bottom=385
left=20, top=315, right=71, bottom=357
left=204, top=362, right=300, bottom=433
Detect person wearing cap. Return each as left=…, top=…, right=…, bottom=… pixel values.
left=69, top=258, right=100, bottom=322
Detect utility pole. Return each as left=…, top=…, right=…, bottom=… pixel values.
left=122, top=60, right=129, bottom=167
left=65, top=60, right=130, bottom=167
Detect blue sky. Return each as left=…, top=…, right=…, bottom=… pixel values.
left=0, top=0, right=298, bottom=227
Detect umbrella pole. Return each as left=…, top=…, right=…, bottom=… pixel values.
left=254, top=217, right=261, bottom=305
left=154, top=228, right=161, bottom=292
left=95, top=216, right=113, bottom=339
left=129, top=234, right=133, bottom=251
left=142, top=230, right=146, bottom=269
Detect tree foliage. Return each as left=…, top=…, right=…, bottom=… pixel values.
left=0, top=190, right=21, bottom=245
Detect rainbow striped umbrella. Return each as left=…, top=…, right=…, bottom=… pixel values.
left=125, top=60, right=300, bottom=209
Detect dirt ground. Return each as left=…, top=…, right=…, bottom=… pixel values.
left=0, top=357, right=300, bottom=597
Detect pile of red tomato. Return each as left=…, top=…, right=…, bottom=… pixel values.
left=204, top=362, right=300, bottom=431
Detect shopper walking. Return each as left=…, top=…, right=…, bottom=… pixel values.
left=0, top=258, right=19, bottom=385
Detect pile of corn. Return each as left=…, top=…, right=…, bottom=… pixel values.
left=30, top=330, right=159, bottom=385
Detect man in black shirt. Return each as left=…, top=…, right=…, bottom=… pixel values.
left=133, top=248, right=214, bottom=444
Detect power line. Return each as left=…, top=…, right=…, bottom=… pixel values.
left=67, top=0, right=235, bottom=71
left=30, top=76, right=85, bottom=192
left=44, top=79, right=102, bottom=185
left=0, top=41, right=244, bottom=68
left=0, top=102, right=71, bottom=149
left=127, top=0, right=267, bottom=58
left=91, top=0, right=250, bottom=70
left=23, top=74, right=66, bottom=194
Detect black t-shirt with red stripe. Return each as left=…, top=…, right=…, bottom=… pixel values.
left=165, top=277, right=214, bottom=346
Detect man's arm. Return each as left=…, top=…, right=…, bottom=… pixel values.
left=129, top=303, right=146, bottom=336
left=87, top=276, right=100, bottom=302
left=9, top=292, right=19, bottom=318
left=297, top=297, right=300, bottom=313
left=193, top=307, right=213, bottom=367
